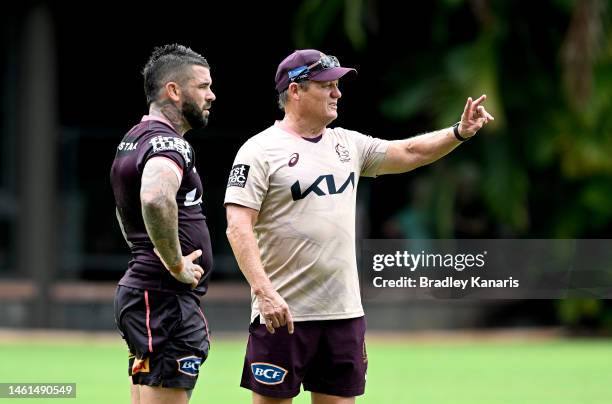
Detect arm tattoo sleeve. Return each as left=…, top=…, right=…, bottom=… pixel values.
left=140, top=158, right=182, bottom=270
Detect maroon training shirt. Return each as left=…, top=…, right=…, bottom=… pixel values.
left=110, top=116, right=213, bottom=296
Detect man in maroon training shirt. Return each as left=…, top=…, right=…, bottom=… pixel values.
left=110, top=44, right=215, bottom=404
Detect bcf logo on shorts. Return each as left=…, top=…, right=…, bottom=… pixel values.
left=227, top=164, right=250, bottom=188
left=251, top=362, right=288, bottom=385
left=177, top=356, right=202, bottom=377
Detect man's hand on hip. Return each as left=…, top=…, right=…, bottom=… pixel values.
left=155, top=248, right=204, bottom=289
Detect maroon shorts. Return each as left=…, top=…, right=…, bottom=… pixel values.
left=114, top=286, right=210, bottom=389
left=240, top=316, right=367, bottom=398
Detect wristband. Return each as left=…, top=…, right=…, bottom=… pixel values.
left=453, top=122, right=468, bottom=142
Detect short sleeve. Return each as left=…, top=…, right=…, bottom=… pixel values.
left=346, top=129, right=389, bottom=177
left=136, top=133, right=194, bottom=175
left=224, top=139, right=269, bottom=211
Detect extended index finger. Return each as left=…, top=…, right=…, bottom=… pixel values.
left=471, top=94, right=487, bottom=109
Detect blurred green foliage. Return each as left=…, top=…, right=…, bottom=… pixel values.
left=557, top=299, right=612, bottom=334
left=292, top=0, right=611, bottom=330
left=293, top=0, right=611, bottom=238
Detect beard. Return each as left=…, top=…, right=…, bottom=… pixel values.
left=182, top=98, right=208, bottom=130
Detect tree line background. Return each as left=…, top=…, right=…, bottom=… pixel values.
left=0, top=0, right=610, bottom=331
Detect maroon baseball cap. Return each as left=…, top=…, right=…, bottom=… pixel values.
left=275, top=49, right=357, bottom=93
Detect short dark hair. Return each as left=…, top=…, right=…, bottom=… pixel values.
left=142, top=44, right=209, bottom=105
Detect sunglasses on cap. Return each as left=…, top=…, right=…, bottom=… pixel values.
left=287, top=55, right=341, bottom=83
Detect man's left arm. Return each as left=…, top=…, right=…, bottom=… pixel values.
left=377, top=94, right=494, bottom=175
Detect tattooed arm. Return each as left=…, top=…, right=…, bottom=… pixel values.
left=140, top=156, right=203, bottom=287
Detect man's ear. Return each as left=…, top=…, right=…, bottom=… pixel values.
left=287, top=82, right=301, bottom=101
left=164, top=82, right=181, bottom=102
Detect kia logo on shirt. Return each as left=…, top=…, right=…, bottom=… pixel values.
left=290, top=172, right=355, bottom=201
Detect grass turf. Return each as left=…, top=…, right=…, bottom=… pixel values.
left=0, top=337, right=611, bottom=403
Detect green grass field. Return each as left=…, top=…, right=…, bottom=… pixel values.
left=1, top=336, right=611, bottom=403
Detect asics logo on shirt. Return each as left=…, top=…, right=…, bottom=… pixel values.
left=290, top=172, right=355, bottom=201
left=288, top=153, right=299, bottom=167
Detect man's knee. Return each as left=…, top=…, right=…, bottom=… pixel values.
left=139, top=385, right=189, bottom=404
left=311, top=392, right=355, bottom=404
left=252, top=391, right=293, bottom=404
